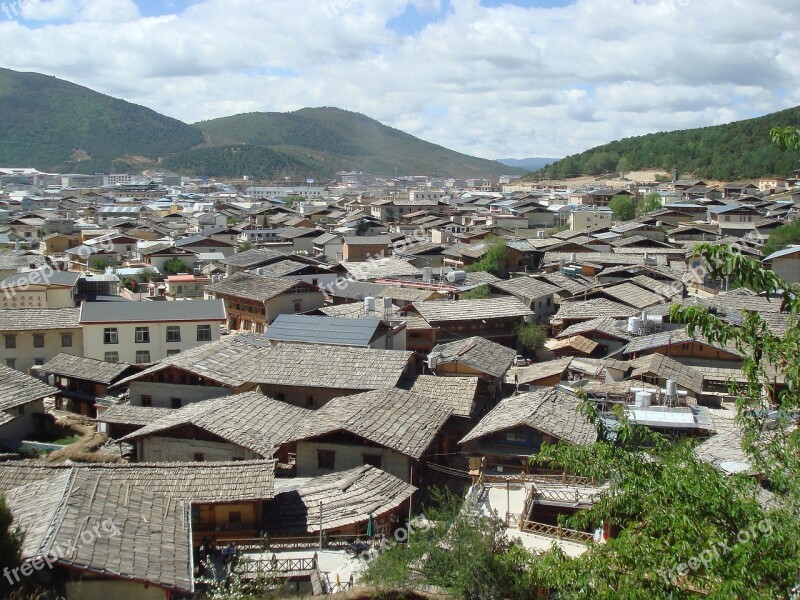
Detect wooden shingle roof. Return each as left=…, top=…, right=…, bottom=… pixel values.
left=40, top=353, right=134, bottom=385
left=414, top=297, right=533, bottom=323
left=0, top=363, right=56, bottom=412
left=410, top=375, right=480, bottom=418
left=431, top=336, right=516, bottom=379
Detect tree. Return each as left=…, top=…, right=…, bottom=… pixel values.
left=763, top=220, right=800, bottom=257
left=460, top=284, right=490, bottom=300
left=237, top=241, right=254, bottom=253
left=89, top=258, right=108, bottom=271
left=163, top=259, right=190, bottom=275
left=769, top=125, right=800, bottom=152
left=137, top=267, right=157, bottom=282
left=0, top=495, right=22, bottom=598
left=465, top=236, right=508, bottom=277
left=355, top=219, right=370, bottom=236
left=616, top=156, right=631, bottom=179
left=516, top=322, right=546, bottom=352
left=636, top=192, right=662, bottom=217
left=608, top=195, right=635, bottom=221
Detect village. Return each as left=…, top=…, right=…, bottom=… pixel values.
left=0, top=166, right=796, bottom=598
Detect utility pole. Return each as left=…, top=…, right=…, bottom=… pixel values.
left=319, top=500, right=323, bottom=551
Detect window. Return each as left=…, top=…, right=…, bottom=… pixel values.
left=194, top=453, right=204, bottom=462
left=196, top=325, right=212, bottom=341
left=5, top=359, right=14, bottom=369
left=167, top=349, right=181, bottom=357
left=293, top=300, right=302, bottom=313
left=317, top=450, right=336, bottom=470
left=34, top=358, right=44, bottom=366
left=363, top=454, right=382, bottom=469
left=306, top=396, right=314, bottom=407
left=171, top=397, right=182, bottom=408
left=103, top=328, right=118, bottom=344
left=546, top=297, right=552, bottom=307
left=104, top=351, right=119, bottom=363
left=135, top=350, right=151, bottom=364
left=33, top=334, right=44, bottom=348
left=166, top=326, right=181, bottom=343
left=504, top=432, right=529, bottom=446
left=61, top=333, right=72, bottom=348
left=135, top=327, right=150, bottom=343
left=141, top=395, right=152, bottom=407
left=4, top=335, right=15, bottom=349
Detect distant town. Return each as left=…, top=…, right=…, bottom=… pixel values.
left=0, top=163, right=797, bottom=598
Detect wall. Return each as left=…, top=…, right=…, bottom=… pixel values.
left=296, top=440, right=411, bottom=482
left=0, top=328, right=83, bottom=372
left=82, top=320, right=221, bottom=364
left=0, top=399, right=46, bottom=446
left=65, top=578, right=167, bottom=600
left=140, top=436, right=258, bottom=462
left=129, top=381, right=232, bottom=408
left=258, top=384, right=360, bottom=409
left=771, top=255, right=800, bottom=285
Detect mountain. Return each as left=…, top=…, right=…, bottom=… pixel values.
left=193, top=108, right=527, bottom=179
left=495, top=157, right=560, bottom=171
left=0, top=68, right=204, bottom=173
left=526, top=106, right=800, bottom=181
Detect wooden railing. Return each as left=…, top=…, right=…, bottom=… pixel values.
left=534, top=487, right=604, bottom=505
left=235, top=555, right=317, bottom=578
left=214, top=534, right=353, bottom=552
left=482, top=473, right=594, bottom=487
left=519, top=519, right=594, bottom=544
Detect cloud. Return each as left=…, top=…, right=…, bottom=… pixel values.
left=0, top=0, right=797, bottom=159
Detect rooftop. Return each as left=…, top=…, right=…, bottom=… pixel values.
left=414, top=296, right=533, bottom=322
left=263, top=314, right=382, bottom=347
left=39, top=353, right=134, bottom=385
left=79, top=299, right=225, bottom=323
left=431, top=336, right=517, bottom=378
left=0, top=307, right=81, bottom=330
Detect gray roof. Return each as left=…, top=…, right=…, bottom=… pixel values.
left=206, top=272, right=301, bottom=302
left=121, top=392, right=311, bottom=456
left=623, top=329, right=742, bottom=358
left=344, top=235, right=391, bottom=246
left=414, top=297, right=533, bottom=323
left=460, top=388, right=596, bottom=446
left=1, top=269, right=80, bottom=288
left=554, top=298, right=637, bottom=322
left=264, top=465, right=416, bottom=534
left=694, top=428, right=754, bottom=474
left=0, top=307, right=81, bottom=330
left=6, top=469, right=193, bottom=592
left=79, top=299, right=225, bottom=323
left=0, top=363, right=56, bottom=411
left=410, top=375, right=480, bottom=418
left=264, top=314, right=381, bottom=347
left=341, top=257, right=422, bottom=280
left=431, top=336, right=517, bottom=378
left=628, top=353, right=704, bottom=395
left=505, top=357, right=574, bottom=385
left=96, top=403, right=173, bottom=427
left=489, top=277, right=561, bottom=305
left=39, top=353, right=134, bottom=385
left=557, top=316, right=631, bottom=341
left=294, top=387, right=452, bottom=458
left=0, top=252, right=48, bottom=271
left=221, top=247, right=287, bottom=268
left=602, top=282, right=667, bottom=310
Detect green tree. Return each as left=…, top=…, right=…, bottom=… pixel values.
left=465, top=236, right=508, bottom=277
left=762, top=220, right=800, bottom=257
left=237, top=241, right=254, bottom=253
left=137, top=267, right=158, bottom=282
left=355, top=219, right=370, bottom=236
left=516, top=322, right=546, bottom=352
left=608, top=195, right=635, bottom=221
left=636, top=192, right=662, bottom=217
left=0, top=495, right=23, bottom=598
left=89, top=258, right=108, bottom=271
left=460, top=284, right=490, bottom=300
left=163, top=259, right=190, bottom=275
left=616, top=156, right=631, bottom=179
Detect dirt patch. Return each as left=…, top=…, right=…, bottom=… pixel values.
left=43, top=415, right=120, bottom=463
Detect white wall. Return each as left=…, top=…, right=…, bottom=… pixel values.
left=140, top=436, right=259, bottom=462
left=296, top=441, right=411, bottom=482
left=129, top=381, right=231, bottom=408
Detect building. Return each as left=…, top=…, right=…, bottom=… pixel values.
left=569, top=208, right=613, bottom=231
left=0, top=364, right=56, bottom=448
left=263, top=314, right=405, bottom=350
left=412, top=297, right=533, bottom=345
left=764, top=246, right=800, bottom=284
left=0, top=308, right=83, bottom=372
left=78, top=299, right=225, bottom=364
left=342, top=235, right=391, bottom=261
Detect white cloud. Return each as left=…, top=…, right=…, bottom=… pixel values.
left=0, top=0, right=797, bottom=159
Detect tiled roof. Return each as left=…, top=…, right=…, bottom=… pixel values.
left=79, top=299, right=225, bottom=323
left=264, top=465, right=416, bottom=534
left=6, top=469, right=193, bottom=592
left=409, top=375, right=479, bottom=418
left=534, top=272, right=597, bottom=296
left=295, top=387, right=452, bottom=459
left=341, top=257, right=422, bottom=280
left=602, top=281, right=667, bottom=310
left=558, top=316, right=631, bottom=340
left=549, top=335, right=598, bottom=355
left=460, top=388, right=596, bottom=446
left=628, top=353, right=704, bottom=395
left=263, top=314, right=381, bottom=347
left=0, top=364, right=56, bottom=411
left=0, top=251, right=48, bottom=270
left=344, top=235, right=391, bottom=246
left=221, top=248, right=287, bottom=268
left=252, top=259, right=313, bottom=277
left=40, top=353, right=134, bottom=385
left=489, top=277, right=561, bottom=304
left=0, top=307, right=80, bottom=330
left=431, top=336, right=517, bottom=378
left=623, top=329, right=743, bottom=358
left=414, top=297, right=533, bottom=322
left=206, top=272, right=299, bottom=302
left=96, top=403, right=172, bottom=427
left=554, top=298, right=637, bottom=321
left=505, top=357, right=573, bottom=385
left=121, top=392, right=311, bottom=456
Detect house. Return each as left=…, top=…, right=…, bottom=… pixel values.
left=36, top=353, right=140, bottom=417
left=459, top=388, right=596, bottom=472
left=164, top=274, right=211, bottom=299
left=206, top=272, right=325, bottom=333
left=120, top=392, right=311, bottom=463
left=95, top=403, right=172, bottom=438
left=263, top=314, right=405, bottom=350
left=0, top=307, right=83, bottom=372
left=276, top=227, right=321, bottom=253
left=221, top=247, right=290, bottom=276
left=409, top=374, right=481, bottom=420
left=341, top=256, right=422, bottom=281
left=138, top=244, right=197, bottom=273
left=312, top=232, right=344, bottom=259
left=429, top=336, right=517, bottom=400
left=506, top=357, right=574, bottom=390
left=622, top=329, right=742, bottom=364
left=342, top=235, right=391, bottom=261
left=0, top=363, right=56, bottom=448
left=556, top=317, right=632, bottom=356
left=0, top=269, right=79, bottom=308
left=488, top=277, right=560, bottom=322
left=763, top=246, right=800, bottom=284
left=174, top=234, right=236, bottom=257
left=0, top=250, right=48, bottom=280
left=413, top=297, right=533, bottom=345
left=289, top=387, right=452, bottom=482
left=78, top=299, right=225, bottom=364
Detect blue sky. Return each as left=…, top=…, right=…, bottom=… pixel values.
left=0, top=0, right=796, bottom=159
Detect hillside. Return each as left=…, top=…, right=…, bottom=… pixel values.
left=496, top=157, right=559, bottom=171
left=194, top=108, right=526, bottom=178
left=0, top=68, right=203, bottom=172
left=528, top=105, right=800, bottom=181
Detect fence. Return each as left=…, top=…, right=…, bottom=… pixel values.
left=519, top=519, right=594, bottom=544
left=213, top=534, right=354, bottom=552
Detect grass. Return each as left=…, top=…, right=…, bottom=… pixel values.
left=51, top=435, right=79, bottom=446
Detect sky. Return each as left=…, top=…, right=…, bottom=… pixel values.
left=0, top=0, right=798, bottom=160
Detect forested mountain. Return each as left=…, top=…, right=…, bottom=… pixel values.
left=0, top=68, right=203, bottom=172
left=528, top=105, right=800, bottom=181
left=194, top=108, right=525, bottom=178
